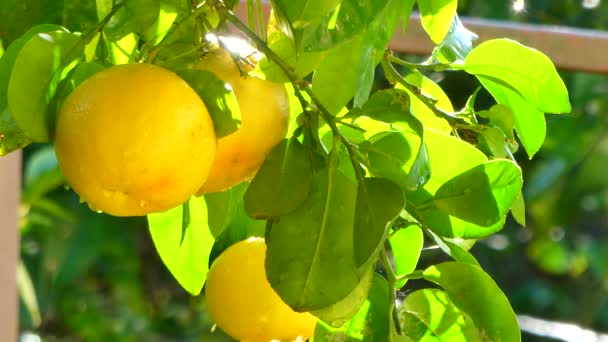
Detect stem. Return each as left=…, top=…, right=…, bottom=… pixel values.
left=380, top=247, right=402, bottom=340
left=389, top=54, right=454, bottom=72
left=381, top=52, right=469, bottom=127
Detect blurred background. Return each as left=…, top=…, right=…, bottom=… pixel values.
left=4, top=0, right=608, bottom=341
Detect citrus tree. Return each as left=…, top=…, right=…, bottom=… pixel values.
left=0, top=0, right=571, bottom=341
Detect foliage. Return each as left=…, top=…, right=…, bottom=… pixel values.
left=0, top=0, right=577, bottom=341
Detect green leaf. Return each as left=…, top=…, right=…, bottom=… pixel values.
left=271, top=0, right=342, bottom=29
left=298, top=0, right=392, bottom=52
left=205, top=182, right=249, bottom=238
left=254, top=12, right=326, bottom=83
left=266, top=149, right=360, bottom=311
left=465, top=39, right=571, bottom=114
left=175, top=69, right=241, bottom=137
left=433, top=14, right=478, bottom=63
left=207, top=193, right=265, bottom=266
left=418, top=0, right=458, bottom=44
left=147, top=196, right=214, bottom=295
left=511, top=191, right=526, bottom=226
left=313, top=274, right=390, bottom=341
left=22, top=145, right=64, bottom=203
left=97, top=0, right=161, bottom=40
left=8, top=30, right=83, bottom=141
left=244, top=138, right=313, bottom=219
left=428, top=230, right=481, bottom=267
left=407, top=129, right=512, bottom=238
left=479, top=75, right=546, bottom=157
left=389, top=225, right=424, bottom=288
left=312, top=35, right=365, bottom=114
left=396, top=71, right=453, bottom=134
left=361, top=130, right=429, bottom=191
left=422, top=262, right=521, bottom=342
left=434, top=160, right=523, bottom=227
left=480, top=126, right=509, bottom=158
left=311, top=0, right=403, bottom=113
left=0, top=25, right=68, bottom=152
left=0, top=108, right=30, bottom=155
left=477, top=104, right=516, bottom=142
left=143, top=0, right=179, bottom=45
left=354, top=178, right=405, bottom=268
left=399, top=288, right=483, bottom=341
left=312, top=266, right=374, bottom=327
left=358, top=88, right=430, bottom=190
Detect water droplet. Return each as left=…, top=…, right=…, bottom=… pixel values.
left=139, top=200, right=148, bottom=208
left=96, top=210, right=103, bottom=214
left=63, top=185, right=71, bottom=191
left=419, top=175, right=425, bottom=184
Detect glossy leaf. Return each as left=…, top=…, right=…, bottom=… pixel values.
left=389, top=225, right=424, bottom=288
left=0, top=25, right=64, bottom=154
left=312, top=266, right=374, bottom=327
left=418, top=0, right=458, bottom=44
left=175, top=69, right=241, bottom=137
left=244, top=138, right=313, bottom=219
left=97, top=0, right=161, bottom=40
left=511, top=191, right=526, bottom=226
left=396, top=72, right=453, bottom=134
left=399, top=288, right=483, bottom=341
left=205, top=182, right=249, bottom=238
left=361, top=131, right=419, bottom=187
left=428, top=230, right=481, bottom=267
left=8, top=30, right=82, bottom=141
left=254, top=12, right=326, bottom=83
left=359, top=88, right=430, bottom=190
left=266, top=150, right=360, bottom=311
left=477, top=104, right=516, bottom=142
left=299, top=0, right=392, bottom=52
left=407, top=129, right=514, bottom=238
left=22, top=145, right=64, bottom=203
left=423, top=262, right=521, bottom=342
left=311, top=0, right=403, bottom=113
left=433, top=14, right=478, bottom=63
left=313, top=274, right=390, bottom=341
left=434, top=160, right=523, bottom=227
left=479, top=75, right=546, bottom=157
left=465, top=39, right=571, bottom=114
left=0, top=108, right=29, bottom=155
left=271, top=0, right=342, bottom=29
left=147, top=196, right=214, bottom=295
left=353, top=177, right=405, bottom=268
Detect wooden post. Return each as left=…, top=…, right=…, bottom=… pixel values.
left=0, top=151, right=20, bottom=342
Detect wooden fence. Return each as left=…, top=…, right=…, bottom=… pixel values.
left=2, top=7, right=608, bottom=341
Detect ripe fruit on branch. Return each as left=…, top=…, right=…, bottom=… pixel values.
left=196, top=35, right=290, bottom=194
left=55, top=63, right=216, bottom=216
left=205, top=237, right=317, bottom=341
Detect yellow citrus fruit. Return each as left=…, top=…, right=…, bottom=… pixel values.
left=205, top=237, right=317, bottom=341
left=196, top=36, right=290, bottom=194
left=55, top=63, right=216, bottom=216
